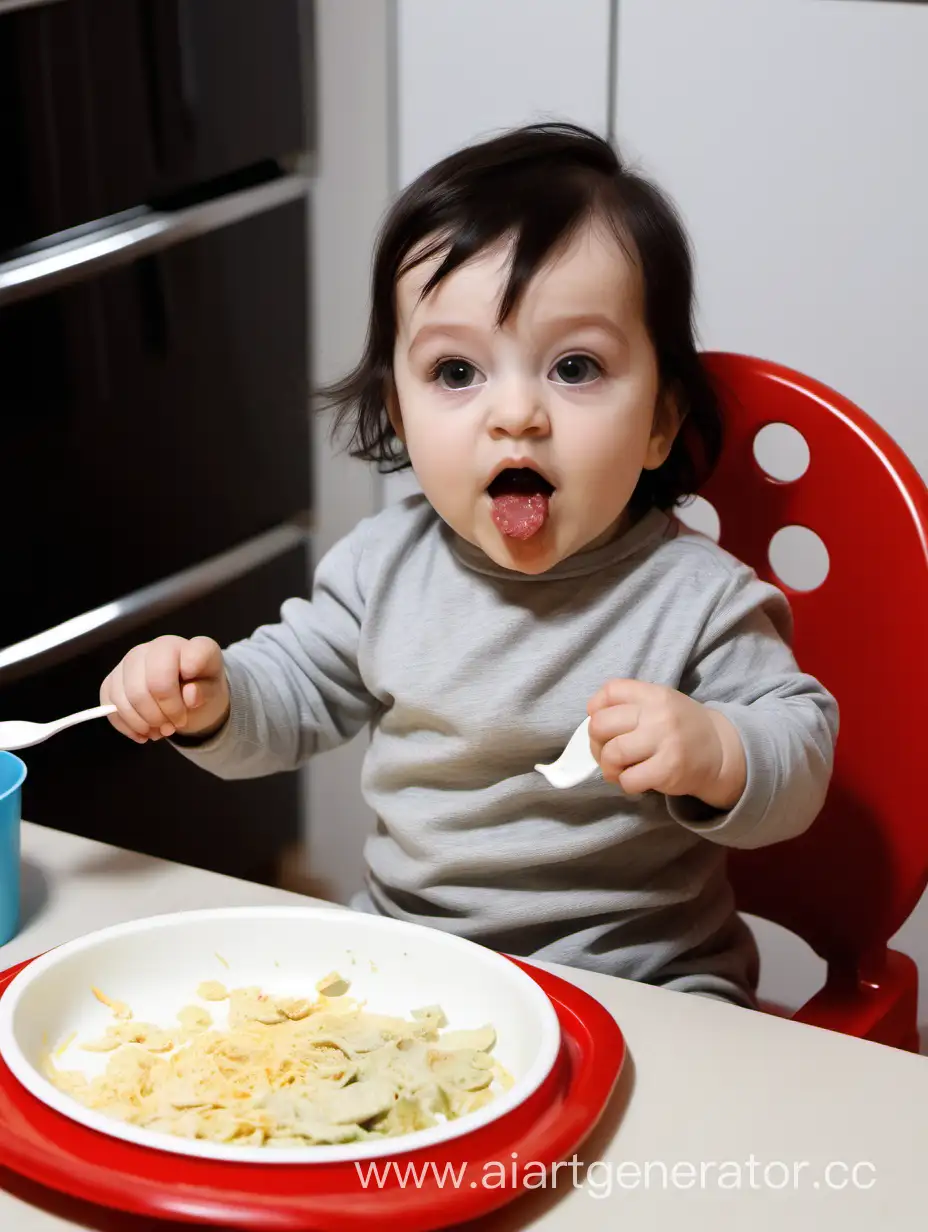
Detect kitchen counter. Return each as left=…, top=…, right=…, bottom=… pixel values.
left=2, top=822, right=927, bottom=1231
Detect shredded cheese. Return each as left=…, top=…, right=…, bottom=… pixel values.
left=46, top=974, right=509, bottom=1147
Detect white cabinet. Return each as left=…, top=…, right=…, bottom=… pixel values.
left=614, top=0, right=928, bottom=477
left=397, top=0, right=613, bottom=183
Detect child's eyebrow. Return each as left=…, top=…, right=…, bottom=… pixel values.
left=408, top=314, right=627, bottom=356
left=407, top=323, right=486, bottom=355
left=534, top=313, right=629, bottom=347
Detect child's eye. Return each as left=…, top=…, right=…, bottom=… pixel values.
left=431, top=359, right=484, bottom=390
left=550, top=354, right=602, bottom=385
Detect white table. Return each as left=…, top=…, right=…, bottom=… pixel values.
left=2, top=823, right=927, bottom=1231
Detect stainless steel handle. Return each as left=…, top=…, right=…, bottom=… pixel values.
left=0, top=0, right=63, bottom=14
left=0, top=516, right=311, bottom=685
left=0, top=173, right=309, bottom=307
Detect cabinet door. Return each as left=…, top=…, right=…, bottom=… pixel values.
left=0, top=0, right=166, bottom=250
left=137, top=0, right=308, bottom=195
left=92, top=195, right=311, bottom=590
left=0, top=190, right=310, bottom=646
left=0, top=0, right=309, bottom=252
left=2, top=542, right=309, bottom=885
left=613, top=0, right=928, bottom=478
left=0, top=1, right=103, bottom=251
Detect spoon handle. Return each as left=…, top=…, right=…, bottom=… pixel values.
left=51, top=703, right=118, bottom=735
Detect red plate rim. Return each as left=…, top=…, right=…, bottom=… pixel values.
left=0, top=954, right=626, bottom=1231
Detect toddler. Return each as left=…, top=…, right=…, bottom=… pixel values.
left=102, top=124, right=838, bottom=1007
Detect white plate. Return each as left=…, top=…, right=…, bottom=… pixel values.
left=0, top=906, right=561, bottom=1164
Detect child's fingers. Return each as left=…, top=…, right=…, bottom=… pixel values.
left=599, top=729, right=655, bottom=782
left=101, top=676, right=145, bottom=743
left=103, top=672, right=155, bottom=742
left=588, top=704, right=640, bottom=752
left=617, top=743, right=696, bottom=797
left=179, top=636, right=222, bottom=684
left=122, top=644, right=178, bottom=733
left=145, top=637, right=193, bottom=728
left=587, top=678, right=655, bottom=715
left=109, top=711, right=152, bottom=744
left=182, top=679, right=222, bottom=711
left=615, top=754, right=664, bottom=796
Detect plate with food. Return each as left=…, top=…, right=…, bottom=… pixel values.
left=0, top=931, right=626, bottom=1230
left=0, top=905, right=562, bottom=1164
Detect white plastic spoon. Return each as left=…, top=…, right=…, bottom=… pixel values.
left=534, top=716, right=599, bottom=788
left=0, top=704, right=117, bottom=752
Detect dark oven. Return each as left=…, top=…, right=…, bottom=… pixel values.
left=0, top=0, right=314, bottom=885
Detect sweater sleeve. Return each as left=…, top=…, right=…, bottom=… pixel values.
left=667, top=565, right=839, bottom=849
left=170, top=522, right=380, bottom=780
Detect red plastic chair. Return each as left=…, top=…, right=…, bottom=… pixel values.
left=695, top=352, right=928, bottom=1050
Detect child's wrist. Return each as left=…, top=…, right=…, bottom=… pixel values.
left=190, top=709, right=230, bottom=740
left=695, top=710, right=747, bottom=811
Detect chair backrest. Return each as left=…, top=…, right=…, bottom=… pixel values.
left=696, top=352, right=928, bottom=971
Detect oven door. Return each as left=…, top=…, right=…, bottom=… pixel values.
left=0, top=528, right=311, bottom=885
left=0, top=169, right=312, bottom=881
left=0, top=172, right=311, bottom=649
left=0, top=0, right=310, bottom=253
left=137, top=0, right=310, bottom=197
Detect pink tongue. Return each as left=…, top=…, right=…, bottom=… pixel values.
left=491, top=493, right=550, bottom=540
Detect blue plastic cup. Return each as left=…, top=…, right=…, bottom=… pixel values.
left=0, top=752, right=27, bottom=948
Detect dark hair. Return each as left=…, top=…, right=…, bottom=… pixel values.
left=319, top=122, right=722, bottom=512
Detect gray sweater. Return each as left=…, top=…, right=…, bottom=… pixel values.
left=176, top=497, right=838, bottom=1005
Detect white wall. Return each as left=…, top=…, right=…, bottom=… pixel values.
left=614, top=0, right=928, bottom=479
left=396, top=0, right=613, bottom=182
left=303, top=0, right=390, bottom=901
left=612, top=0, right=928, bottom=1035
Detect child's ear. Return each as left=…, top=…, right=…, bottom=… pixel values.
left=643, top=385, right=683, bottom=471
left=385, top=380, right=406, bottom=443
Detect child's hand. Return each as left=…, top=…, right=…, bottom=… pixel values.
left=100, top=636, right=230, bottom=744
left=587, top=679, right=747, bottom=809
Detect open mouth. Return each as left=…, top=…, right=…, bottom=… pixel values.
left=486, top=467, right=555, bottom=541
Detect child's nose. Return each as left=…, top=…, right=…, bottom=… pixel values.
left=487, top=381, right=550, bottom=437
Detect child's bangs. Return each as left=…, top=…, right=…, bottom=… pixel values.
left=398, top=170, right=627, bottom=327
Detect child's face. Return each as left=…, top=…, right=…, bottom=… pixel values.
left=391, top=220, right=678, bottom=575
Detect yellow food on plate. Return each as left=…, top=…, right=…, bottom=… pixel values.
left=177, top=1005, right=213, bottom=1034
left=196, top=981, right=228, bottom=1002
left=45, top=974, right=510, bottom=1148
left=90, top=986, right=132, bottom=1020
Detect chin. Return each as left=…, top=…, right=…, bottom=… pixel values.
left=481, top=528, right=563, bottom=575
